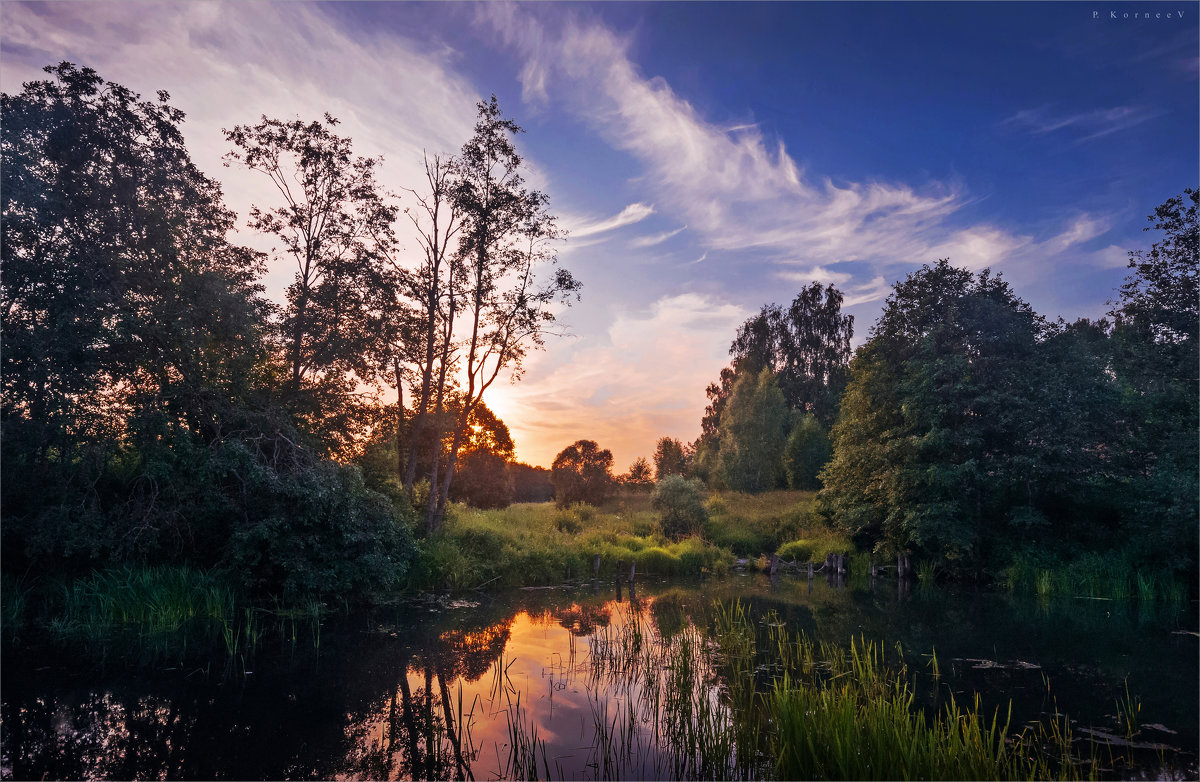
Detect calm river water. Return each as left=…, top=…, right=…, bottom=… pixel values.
left=2, top=573, right=1197, bottom=779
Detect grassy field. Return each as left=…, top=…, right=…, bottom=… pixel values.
left=408, top=489, right=854, bottom=591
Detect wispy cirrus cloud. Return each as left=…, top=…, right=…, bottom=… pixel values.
left=479, top=6, right=1078, bottom=306
left=1002, top=105, right=1164, bottom=142
left=567, top=201, right=655, bottom=239
left=1, top=2, right=482, bottom=297
left=630, top=225, right=687, bottom=248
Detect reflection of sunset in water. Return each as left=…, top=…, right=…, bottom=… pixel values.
left=6, top=577, right=1198, bottom=780
left=343, top=604, right=657, bottom=782
left=343, top=596, right=715, bottom=780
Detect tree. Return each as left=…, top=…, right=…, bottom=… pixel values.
left=395, top=154, right=463, bottom=495
left=223, top=114, right=399, bottom=456
left=551, top=440, right=614, bottom=507
left=1, top=63, right=270, bottom=565
left=718, top=368, right=790, bottom=492
left=427, top=96, right=581, bottom=533
left=1, top=65, right=418, bottom=595
left=728, top=283, right=853, bottom=425
left=1105, top=190, right=1199, bottom=570
left=653, top=437, right=687, bottom=480
left=511, top=462, right=555, bottom=503
left=624, top=457, right=654, bottom=490
left=653, top=476, right=708, bottom=540
left=819, top=260, right=1047, bottom=567
left=696, top=283, right=852, bottom=488
left=783, top=413, right=831, bottom=490
left=450, top=402, right=516, bottom=509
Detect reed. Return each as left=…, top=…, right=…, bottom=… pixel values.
left=496, top=596, right=1136, bottom=780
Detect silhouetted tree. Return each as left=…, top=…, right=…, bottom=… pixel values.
left=223, top=114, right=399, bottom=456
left=624, top=457, right=654, bottom=490
left=551, top=440, right=614, bottom=507
left=427, top=96, right=581, bottom=534
left=511, top=462, right=554, bottom=503
left=450, top=402, right=516, bottom=509
left=395, top=154, right=463, bottom=495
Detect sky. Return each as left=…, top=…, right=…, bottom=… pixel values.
left=2, top=1, right=1197, bottom=469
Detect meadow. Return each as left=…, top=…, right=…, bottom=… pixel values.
left=407, top=489, right=855, bottom=591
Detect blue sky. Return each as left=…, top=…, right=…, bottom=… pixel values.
left=2, top=2, right=1196, bottom=468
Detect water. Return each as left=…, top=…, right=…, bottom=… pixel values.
left=3, top=574, right=1197, bottom=779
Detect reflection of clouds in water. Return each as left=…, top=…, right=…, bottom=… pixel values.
left=7, top=580, right=1197, bottom=779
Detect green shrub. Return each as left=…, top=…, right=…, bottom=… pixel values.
left=555, top=511, right=583, bottom=535
left=777, top=540, right=815, bottom=562
left=705, top=517, right=770, bottom=556
left=653, top=476, right=709, bottom=540
left=631, top=515, right=658, bottom=537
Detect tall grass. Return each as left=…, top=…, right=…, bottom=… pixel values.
left=714, top=600, right=1099, bottom=781
left=27, top=565, right=323, bottom=671
left=492, top=596, right=1116, bottom=780
left=1003, top=550, right=1188, bottom=603
left=411, top=499, right=733, bottom=591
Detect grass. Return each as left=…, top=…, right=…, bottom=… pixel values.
left=493, top=596, right=1113, bottom=780
left=10, top=565, right=325, bottom=671
left=1002, top=549, right=1189, bottom=603
left=703, top=490, right=818, bottom=556
left=410, top=489, right=855, bottom=590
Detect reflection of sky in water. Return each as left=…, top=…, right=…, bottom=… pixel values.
left=350, top=604, right=706, bottom=780
left=3, top=576, right=1197, bottom=780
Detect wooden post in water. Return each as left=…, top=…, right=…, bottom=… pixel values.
left=808, top=561, right=814, bottom=580
left=768, top=554, right=779, bottom=576
left=594, top=554, right=601, bottom=578
left=616, top=559, right=625, bottom=583
left=628, top=561, right=636, bottom=584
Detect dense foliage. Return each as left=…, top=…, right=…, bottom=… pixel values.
left=695, top=283, right=852, bottom=491
left=652, top=476, right=709, bottom=540
left=817, top=194, right=1197, bottom=578
left=551, top=440, right=616, bottom=507
left=1, top=64, right=414, bottom=599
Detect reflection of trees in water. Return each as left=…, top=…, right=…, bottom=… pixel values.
left=2, top=690, right=194, bottom=780
left=341, top=618, right=512, bottom=780
left=9, top=579, right=1192, bottom=780
left=551, top=602, right=612, bottom=636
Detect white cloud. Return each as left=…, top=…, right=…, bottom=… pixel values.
left=1040, top=214, right=1111, bottom=253
left=1, top=2, right=482, bottom=299
left=1002, top=105, right=1164, bottom=142
left=776, top=265, right=853, bottom=287
left=1091, top=244, right=1133, bottom=269
left=567, top=202, right=656, bottom=239
left=482, top=7, right=1064, bottom=287
left=630, top=225, right=687, bottom=248
left=842, top=276, right=894, bottom=308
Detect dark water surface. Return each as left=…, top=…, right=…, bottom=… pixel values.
left=3, top=574, right=1197, bottom=780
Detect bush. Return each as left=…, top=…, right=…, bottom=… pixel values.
left=653, top=476, right=709, bottom=540
left=777, top=540, right=815, bottom=562
left=223, top=444, right=415, bottom=598
left=555, top=511, right=583, bottom=535
left=704, top=517, right=770, bottom=557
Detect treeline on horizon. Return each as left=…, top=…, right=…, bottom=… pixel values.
left=2, top=63, right=1196, bottom=600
